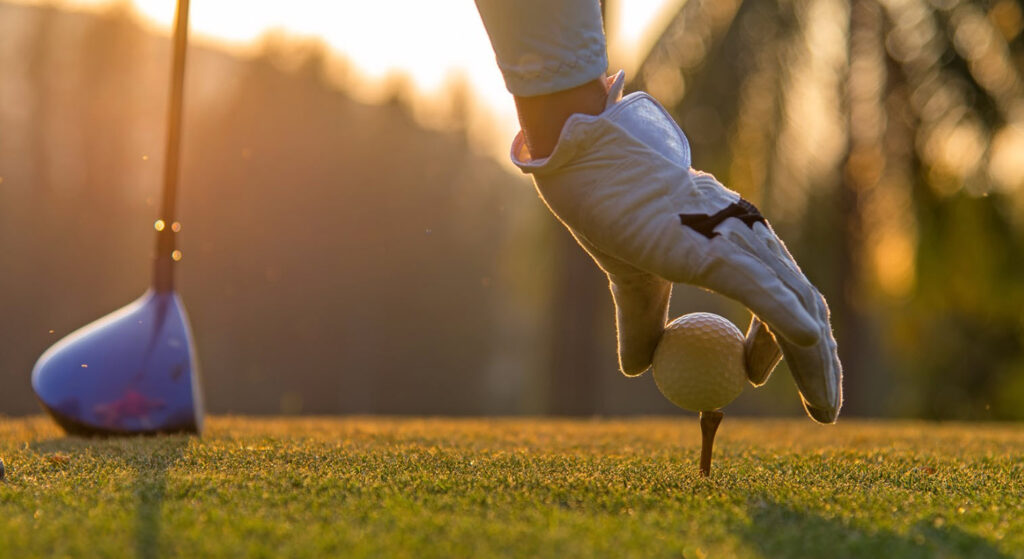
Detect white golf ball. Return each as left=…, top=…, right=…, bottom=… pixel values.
left=652, top=312, right=746, bottom=412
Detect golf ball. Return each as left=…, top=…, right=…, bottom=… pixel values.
left=652, top=312, right=746, bottom=412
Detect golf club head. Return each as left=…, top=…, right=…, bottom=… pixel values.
left=32, top=289, right=204, bottom=436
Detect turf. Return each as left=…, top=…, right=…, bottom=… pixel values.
left=0, top=417, right=1020, bottom=558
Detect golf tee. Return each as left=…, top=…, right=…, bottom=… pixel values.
left=699, top=410, right=724, bottom=476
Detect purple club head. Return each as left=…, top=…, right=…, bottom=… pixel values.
left=32, top=290, right=204, bottom=436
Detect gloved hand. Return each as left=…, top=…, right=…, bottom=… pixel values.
left=744, top=316, right=782, bottom=387
left=511, top=71, right=842, bottom=423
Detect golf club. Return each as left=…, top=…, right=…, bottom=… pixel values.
left=32, top=0, right=204, bottom=436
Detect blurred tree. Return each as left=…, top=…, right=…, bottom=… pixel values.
left=633, top=0, right=1024, bottom=418
left=0, top=2, right=539, bottom=416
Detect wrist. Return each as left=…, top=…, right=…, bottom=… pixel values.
left=513, top=77, right=608, bottom=159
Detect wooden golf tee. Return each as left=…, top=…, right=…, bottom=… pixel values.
left=699, top=410, right=724, bottom=476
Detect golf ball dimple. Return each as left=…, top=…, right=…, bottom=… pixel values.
left=652, top=312, right=746, bottom=412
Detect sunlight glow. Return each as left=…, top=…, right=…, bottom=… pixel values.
left=989, top=123, right=1024, bottom=192
left=874, top=228, right=916, bottom=298
left=133, top=0, right=499, bottom=90
left=12, top=0, right=677, bottom=161
left=608, top=0, right=685, bottom=73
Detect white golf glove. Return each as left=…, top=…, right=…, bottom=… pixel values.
left=511, top=71, right=842, bottom=423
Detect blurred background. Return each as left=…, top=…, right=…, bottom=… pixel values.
left=2, top=0, right=1022, bottom=420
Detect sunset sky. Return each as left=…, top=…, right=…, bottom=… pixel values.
left=15, top=0, right=682, bottom=158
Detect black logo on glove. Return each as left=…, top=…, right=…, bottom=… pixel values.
left=678, top=199, right=767, bottom=239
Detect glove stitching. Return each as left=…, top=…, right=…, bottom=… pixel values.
left=712, top=234, right=817, bottom=346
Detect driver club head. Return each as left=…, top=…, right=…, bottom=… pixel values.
left=32, top=289, right=204, bottom=436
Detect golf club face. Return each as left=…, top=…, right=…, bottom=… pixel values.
left=32, top=289, right=204, bottom=436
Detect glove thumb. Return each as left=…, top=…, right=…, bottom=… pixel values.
left=745, top=315, right=783, bottom=386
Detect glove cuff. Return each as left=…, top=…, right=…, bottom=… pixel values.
left=510, top=70, right=692, bottom=177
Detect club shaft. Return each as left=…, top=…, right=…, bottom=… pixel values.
left=153, top=0, right=190, bottom=292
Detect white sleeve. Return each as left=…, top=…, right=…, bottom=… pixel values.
left=474, top=0, right=608, bottom=96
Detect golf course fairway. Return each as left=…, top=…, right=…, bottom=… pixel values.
left=0, top=417, right=1020, bottom=558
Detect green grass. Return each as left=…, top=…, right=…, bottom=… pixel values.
left=0, top=416, right=1021, bottom=558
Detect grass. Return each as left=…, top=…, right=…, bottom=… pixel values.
left=0, top=416, right=1021, bottom=558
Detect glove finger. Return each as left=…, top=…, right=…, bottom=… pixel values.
left=609, top=273, right=672, bottom=376
left=731, top=220, right=828, bottom=330
left=713, top=219, right=842, bottom=419
left=689, top=228, right=819, bottom=347
left=776, top=329, right=843, bottom=423
left=571, top=227, right=672, bottom=377
left=744, top=315, right=782, bottom=386
left=679, top=172, right=825, bottom=347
